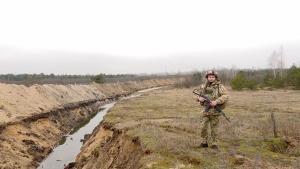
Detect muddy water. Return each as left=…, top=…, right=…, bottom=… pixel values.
left=38, top=87, right=162, bottom=169
left=38, top=102, right=116, bottom=169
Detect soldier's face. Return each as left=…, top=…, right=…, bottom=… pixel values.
left=207, top=75, right=216, bottom=83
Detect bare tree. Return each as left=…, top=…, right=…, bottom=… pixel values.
left=269, top=50, right=278, bottom=78
left=268, top=45, right=285, bottom=79
left=278, top=45, right=285, bottom=78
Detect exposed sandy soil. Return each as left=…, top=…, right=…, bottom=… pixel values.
left=72, top=124, right=143, bottom=169
left=0, top=79, right=175, bottom=169
left=0, top=103, right=102, bottom=169
left=0, top=79, right=174, bottom=125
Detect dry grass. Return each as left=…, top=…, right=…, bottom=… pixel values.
left=104, top=87, right=300, bottom=168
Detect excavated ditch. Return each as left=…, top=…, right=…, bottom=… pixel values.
left=66, top=122, right=144, bottom=169
left=0, top=86, right=163, bottom=169
left=64, top=88, right=164, bottom=169
left=37, top=102, right=117, bottom=169
left=38, top=88, right=161, bottom=169
left=0, top=95, right=120, bottom=169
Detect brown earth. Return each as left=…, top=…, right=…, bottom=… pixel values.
left=0, top=79, right=175, bottom=169
left=72, top=123, right=143, bottom=169
left=0, top=101, right=104, bottom=169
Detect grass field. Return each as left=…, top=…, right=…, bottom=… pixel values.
left=104, top=87, right=300, bottom=169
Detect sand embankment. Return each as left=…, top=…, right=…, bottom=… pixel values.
left=0, top=79, right=175, bottom=169
left=0, top=79, right=174, bottom=125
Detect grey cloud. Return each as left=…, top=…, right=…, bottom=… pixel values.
left=0, top=43, right=299, bottom=74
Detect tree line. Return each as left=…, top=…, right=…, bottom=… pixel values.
left=1, top=65, right=299, bottom=90
left=230, top=65, right=300, bottom=90
left=0, top=73, right=182, bottom=86
left=174, top=65, right=300, bottom=90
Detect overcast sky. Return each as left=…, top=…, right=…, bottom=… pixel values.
left=0, top=0, right=299, bottom=74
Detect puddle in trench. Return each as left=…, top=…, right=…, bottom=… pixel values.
left=38, top=103, right=116, bottom=169
left=38, top=87, right=162, bottom=169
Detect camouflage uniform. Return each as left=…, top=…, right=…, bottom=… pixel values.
left=198, top=80, right=229, bottom=146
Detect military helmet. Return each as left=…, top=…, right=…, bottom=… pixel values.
left=205, top=70, right=218, bottom=78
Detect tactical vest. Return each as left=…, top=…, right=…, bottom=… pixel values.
left=204, top=82, right=226, bottom=110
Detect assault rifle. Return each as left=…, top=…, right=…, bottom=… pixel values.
left=193, top=89, right=230, bottom=122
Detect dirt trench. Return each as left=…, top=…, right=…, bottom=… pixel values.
left=0, top=97, right=117, bottom=169
left=66, top=122, right=144, bottom=169
left=0, top=79, right=176, bottom=169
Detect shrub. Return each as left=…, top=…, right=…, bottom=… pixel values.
left=230, top=72, right=247, bottom=90
left=263, top=73, right=274, bottom=87
left=91, top=74, right=106, bottom=84
left=271, top=77, right=285, bottom=88
left=230, top=73, right=246, bottom=90
left=231, top=72, right=258, bottom=90
left=192, top=72, right=202, bottom=83
left=246, top=79, right=258, bottom=90
left=286, top=65, right=300, bottom=89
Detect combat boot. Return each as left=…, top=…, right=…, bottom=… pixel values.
left=199, top=143, right=208, bottom=148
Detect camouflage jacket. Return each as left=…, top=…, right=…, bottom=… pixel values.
left=197, top=80, right=229, bottom=114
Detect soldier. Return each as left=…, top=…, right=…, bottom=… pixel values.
left=195, top=70, right=229, bottom=149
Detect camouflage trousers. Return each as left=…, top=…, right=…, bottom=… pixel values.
left=201, top=114, right=220, bottom=145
